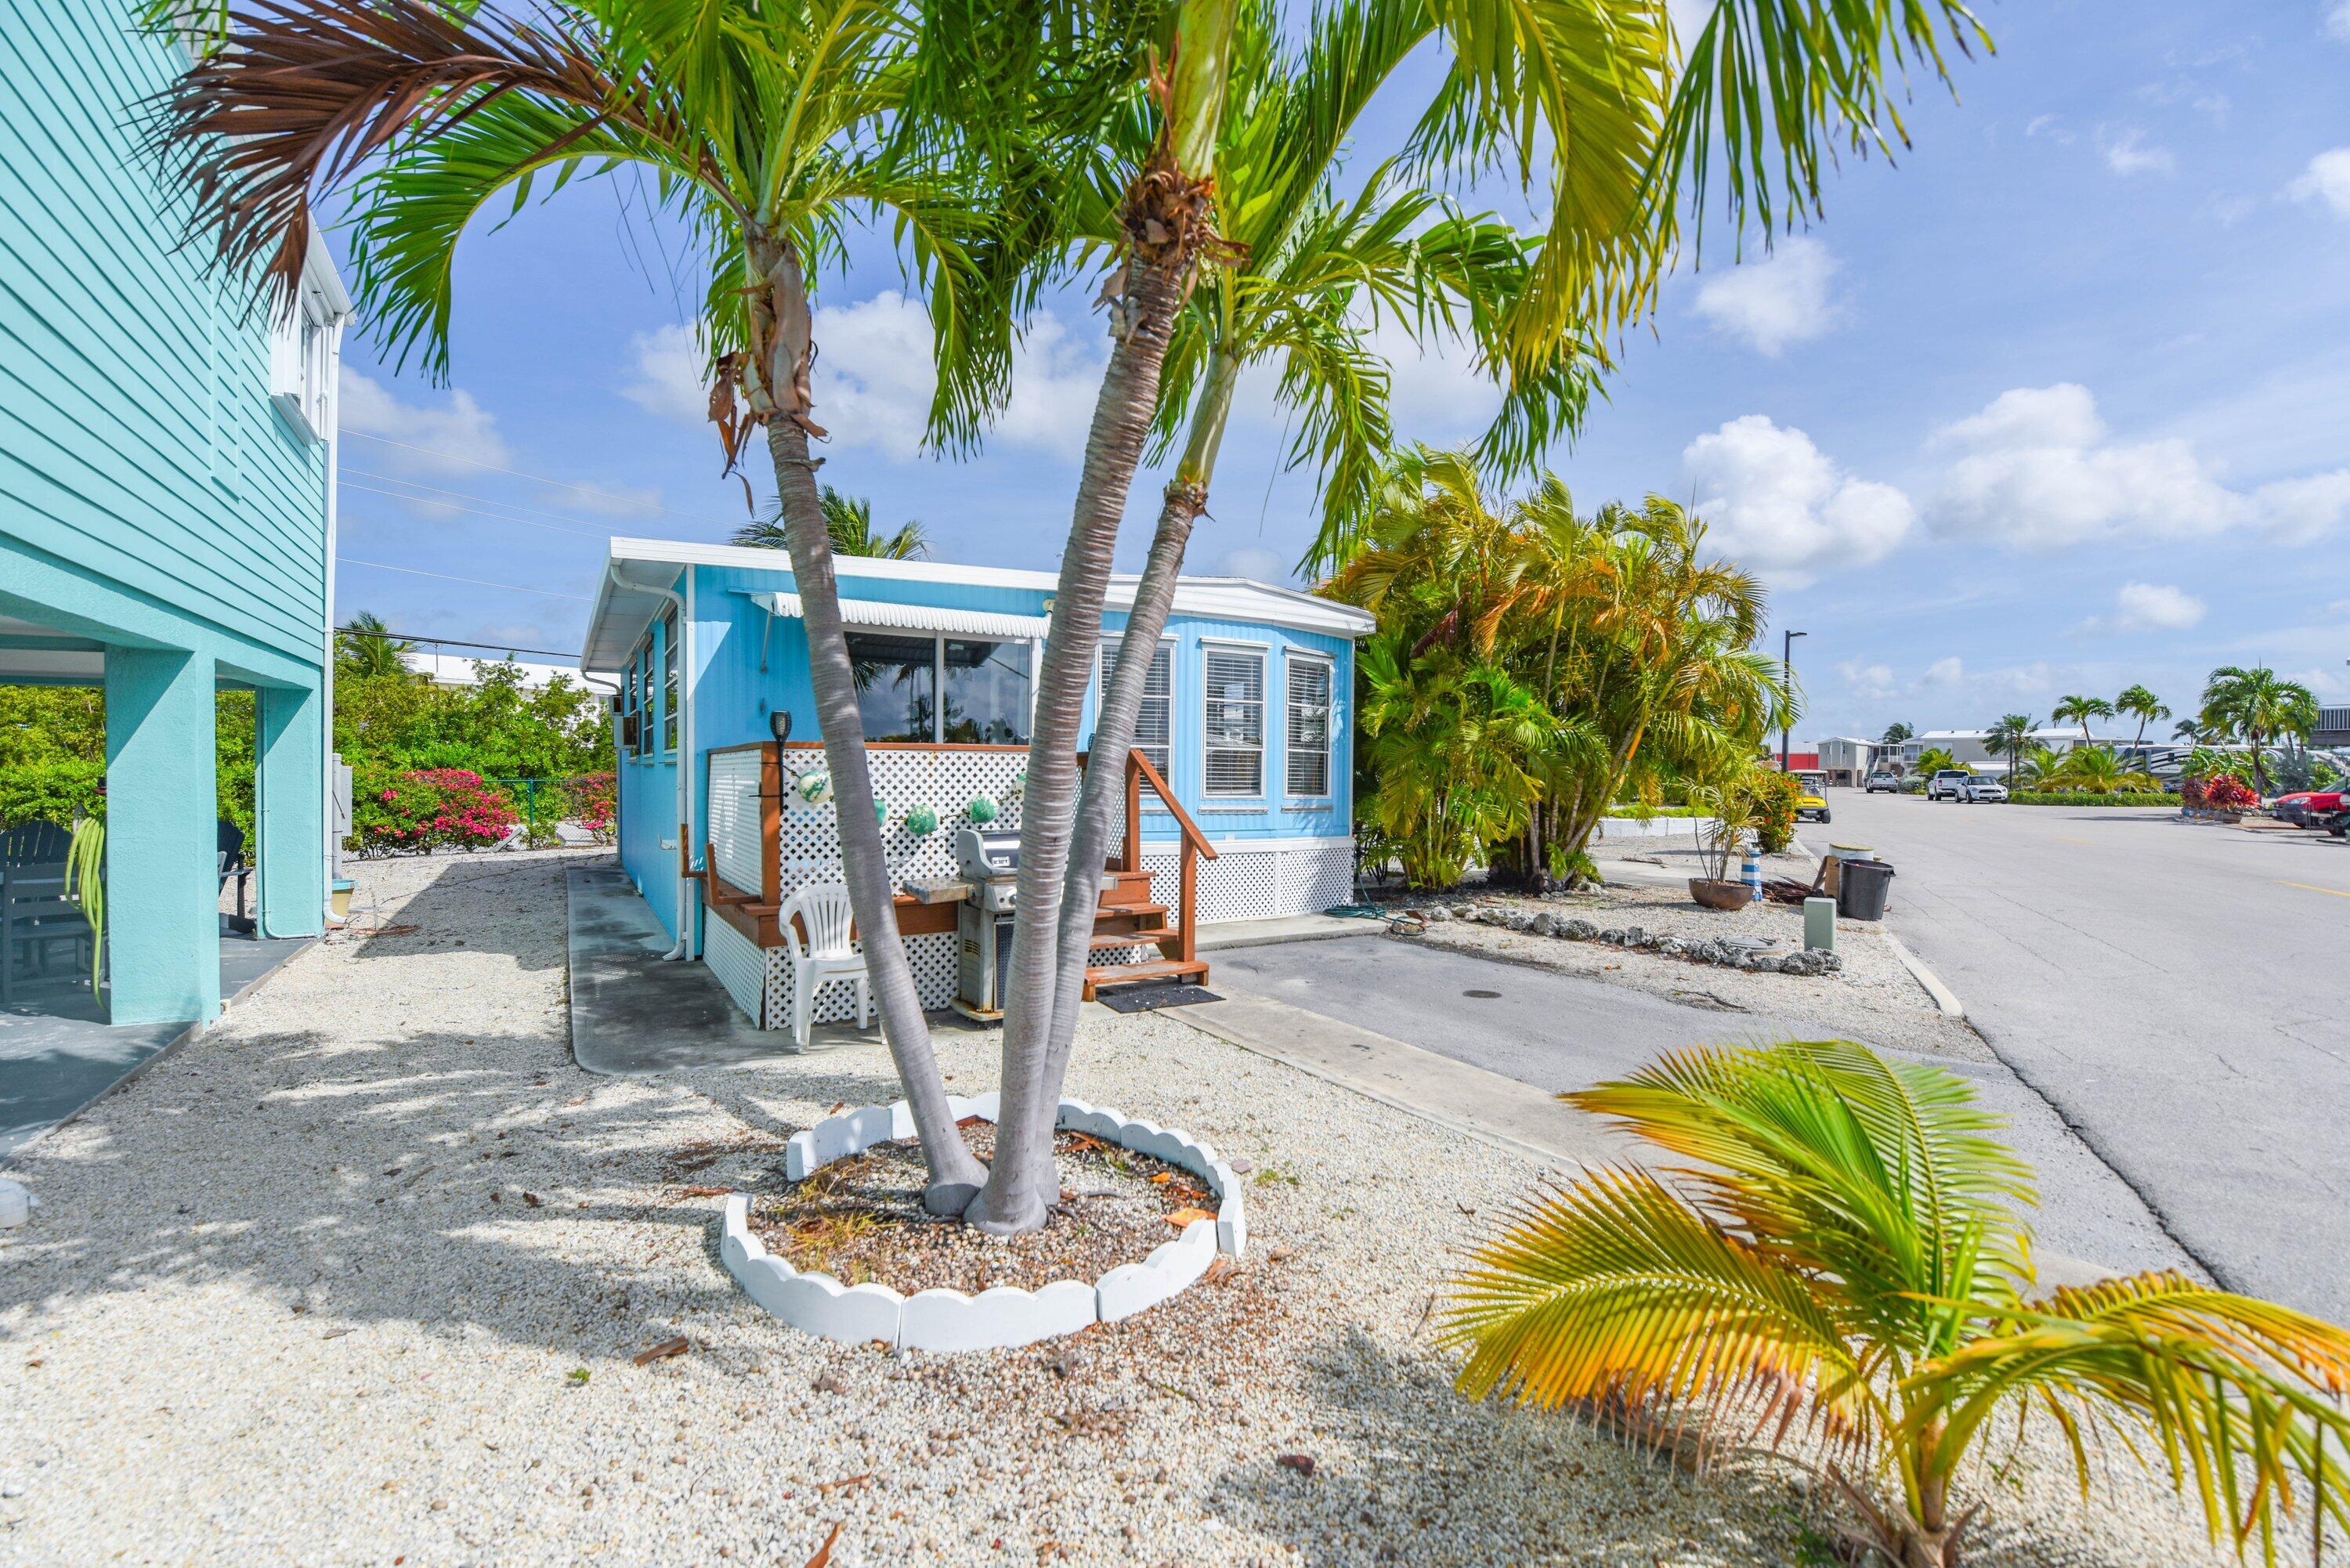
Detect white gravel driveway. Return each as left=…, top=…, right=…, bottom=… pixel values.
left=0, top=851, right=2274, bottom=1565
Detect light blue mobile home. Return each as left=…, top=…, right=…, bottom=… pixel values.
left=2, top=1, right=347, bottom=1024
left=578, top=539, right=1369, bottom=1025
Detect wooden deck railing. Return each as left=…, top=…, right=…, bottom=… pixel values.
left=1116, top=748, right=1217, bottom=964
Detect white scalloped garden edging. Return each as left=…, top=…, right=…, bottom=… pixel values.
left=718, top=1094, right=1246, bottom=1352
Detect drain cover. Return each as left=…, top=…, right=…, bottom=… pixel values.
left=1462, top=988, right=1502, bottom=999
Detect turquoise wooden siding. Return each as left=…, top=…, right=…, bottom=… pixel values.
left=0, top=1, right=328, bottom=688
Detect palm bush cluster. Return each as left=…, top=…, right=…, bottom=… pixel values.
left=1321, top=450, right=1791, bottom=891
left=1447, top=1042, right=2350, bottom=1567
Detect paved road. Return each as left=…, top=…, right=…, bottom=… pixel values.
left=1213, top=934, right=2196, bottom=1274
left=1825, top=790, right=2350, bottom=1319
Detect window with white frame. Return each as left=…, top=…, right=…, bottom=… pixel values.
left=660, top=610, right=680, bottom=753
left=1202, top=645, right=1264, bottom=797
left=1097, top=636, right=1173, bottom=778
left=1285, top=652, right=1332, bottom=797
left=268, top=274, right=337, bottom=441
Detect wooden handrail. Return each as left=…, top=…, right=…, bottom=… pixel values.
left=1125, top=749, right=1217, bottom=862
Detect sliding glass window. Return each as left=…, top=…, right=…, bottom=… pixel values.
left=942, top=638, right=1031, bottom=745
left=846, top=632, right=936, bottom=742
left=844, top=631, right=1032, bottom=743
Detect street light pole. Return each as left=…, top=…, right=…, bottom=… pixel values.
left=1781, top=629, right=1806, bottom=772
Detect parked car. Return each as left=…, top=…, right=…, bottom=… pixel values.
left=2284, top=789, right=2345, bottom=829
left=1864, top=771, right=1900, bottom=793
left=1961, top=777, right=2009, bottom=803
left=1926, top=769, right=1972, bottom=801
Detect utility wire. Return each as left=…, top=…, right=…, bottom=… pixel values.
left=342, top=480, right=616, bottom=540
left=341, top=430, right=736, bottom=528
left=338, top=557, right=593, bottom=600
left=334, top=625, right=583, bottom=660
left=343, top=470, right=627, bottom=537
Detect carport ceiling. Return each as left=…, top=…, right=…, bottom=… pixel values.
left=0, top=613, right=104, bottom=685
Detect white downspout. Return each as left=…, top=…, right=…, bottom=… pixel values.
left=319, top=302, right=348, bottom=930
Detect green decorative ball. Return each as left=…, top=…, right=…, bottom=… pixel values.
left=796, top=769, right=833, bottom=805
left=905, top=805, right=939, bottom=836
left=967, top=796, right=998, bottom=824
left=874, top=798, right=888, bottom=826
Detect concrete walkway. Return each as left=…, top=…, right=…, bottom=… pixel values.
left=2, top=933, right=308, bottom=1158
left=565, top=863, right=801, bottom=1075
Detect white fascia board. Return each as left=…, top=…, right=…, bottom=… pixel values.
left=604, top=537, right=1375, bottom=639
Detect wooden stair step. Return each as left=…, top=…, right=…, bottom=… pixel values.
left=1089, top=930, right=1179, bottom=953
left=1091, top=901, right=1170, bottom=928
left=1097, top=868, right=1159, bottom=907
left=1083, top=957, right=1209, bottom=999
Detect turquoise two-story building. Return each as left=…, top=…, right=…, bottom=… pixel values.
left=2, top=1, right=348, bottom=1025
left=578, top=538, right=1370, bottom=1028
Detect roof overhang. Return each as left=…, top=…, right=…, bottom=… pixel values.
left=579, top=556, right=684, bottom=676
left=750, top=591, right=1051, bottom=641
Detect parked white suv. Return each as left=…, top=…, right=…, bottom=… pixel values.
left=1961, top=776, right=2008, bottom=803
left=1926, top=768, right=1972, bottom=801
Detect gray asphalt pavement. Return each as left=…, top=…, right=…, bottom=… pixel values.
left=1828, top=789, right=2350, bottom=1320
left=1211, top=932, right=2197, bottom=1275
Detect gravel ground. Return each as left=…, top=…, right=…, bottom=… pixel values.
left=0, top=851, right=2301, bottom=1566
left=1405, top=876, right=1990, bottom=1063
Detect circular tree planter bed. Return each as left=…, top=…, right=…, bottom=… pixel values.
left=718, top=1093, right=1245, bottom=1352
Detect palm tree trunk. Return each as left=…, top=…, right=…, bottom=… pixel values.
left=750, top=233, right=985, bottom=1206
left=964, top=244, right=1197, bottom=1236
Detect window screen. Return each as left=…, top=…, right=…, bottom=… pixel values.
left=1202, top=647, right=1264, bottom=797
left=1286, top=656, right=1332, bottom=797
left=660, top=609, right=680, bottom=753
left=1098, top=638, right=1173, bottom=778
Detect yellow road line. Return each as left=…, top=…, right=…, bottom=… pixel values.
left=2052, top=836, right=2093, bottom=846
left=2276, top=880, right=2350, bottom=901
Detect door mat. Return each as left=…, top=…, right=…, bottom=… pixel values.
left=1096, top=983, right=1224, bottom=1014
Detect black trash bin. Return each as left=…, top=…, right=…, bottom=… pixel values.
left=1836, top=858, right=1895, bottom=921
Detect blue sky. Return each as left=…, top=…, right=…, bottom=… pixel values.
left=329, top=1, right=2350, bottom=744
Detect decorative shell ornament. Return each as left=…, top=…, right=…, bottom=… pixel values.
left=967, top=795, right=998, bottom=825
left=874, top=797, right=888, bottom=826
left=905, top=804, right=939, bottom=836
left=795, top=769, right=833, bottom=806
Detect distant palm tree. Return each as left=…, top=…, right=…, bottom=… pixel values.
left=2172, top=716, right=2207, bottom=745
left=2014, top=742, right=2066, bottom=789
left=1986, top=713, right=2035, bottom=788
left=2200, top=665, right=2319, bottom=796
left=2115, top=683, right=2170, bottom=756
left=1880, top=721, right=1914, bottom=747
left=734, top=486, right=929, bottom=561
left=338, top=611, right=416, bottom=681
left=2051, top=692, right=2116, bottom=747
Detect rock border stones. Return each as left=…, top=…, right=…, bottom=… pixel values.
left=718, top=1095, right=1244, bottom=1353
left=1391, top=901, right=1845, bottom=977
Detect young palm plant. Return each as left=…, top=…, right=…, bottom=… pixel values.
left=1445, top=1042, right=2350, bottom=1567
left=1984, top=714, right=2034, bottom=789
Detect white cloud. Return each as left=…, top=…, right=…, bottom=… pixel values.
left=2077, top=581, right=2207, bottom=635
left=1929, top=383, right=2246, bottom=547
left=2328, top=1, right=2350, bottom=43
left=1681, top=414, right=1913, bottom=585
left=620, top=323, right=708, bottom=425
left=1929, top=382, right=2350, bottom=550
left=1923, top=656, right=1966, bottom=688
left=1366, top=316, right=1503, bottom=437
left=548, top=480, right=666, bottom=522
left=1689, top=237, right=1841, bottom=355
left=2100, top=127, right=2175, bottom=176
left=2023, top=113, right=2072, bottom=145
left=1838, top=660, right=1900, bottom=700
left=2288, top=148, right=2350, bottom=217
left=804, top=293, right=1104, bottom=462
left=1214, top=545, right=1290, bottom=584
left=338, top=370, right=509, bottom=475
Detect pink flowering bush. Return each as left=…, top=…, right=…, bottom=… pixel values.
left=351, top=767, right=519, bottom=855
left=573, top=772, right=616, bottom=844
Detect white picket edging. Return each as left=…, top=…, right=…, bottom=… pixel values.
left=719, top=1097, right=1245, bottom=1351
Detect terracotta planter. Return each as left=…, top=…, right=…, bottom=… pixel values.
left=1689, top=877, right=1751, bottom=911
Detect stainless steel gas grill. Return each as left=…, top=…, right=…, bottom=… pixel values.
left=951, top=828, right=1021, bottom=1019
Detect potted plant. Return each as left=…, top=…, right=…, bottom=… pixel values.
left=1686, top=782, right=1759, bottom=911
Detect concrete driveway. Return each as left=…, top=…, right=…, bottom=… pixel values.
left=1824, top=789, right=2350, bottom=1320
left=1210, top=933, right=2198, bottom=1275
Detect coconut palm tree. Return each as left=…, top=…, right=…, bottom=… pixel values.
left=1446, top=1042, right=2350, bottom=1568
left=336, top=611, right=418, bottom=681
left=2050, top=692, right=2115, bottom=748
left=146, top=0, right=1145, bottom=1204
left=2114, top=682, right=2169, bottom=757
left=2200, top=666, right=2319, bottom=796
left=1984, top=713, right=2034, bottom=789
left=2041, top=746, right=2158, bottom=795
left=1881, top=721, right=1915, bottom=747
left=733, top=486, right=930, bottom=560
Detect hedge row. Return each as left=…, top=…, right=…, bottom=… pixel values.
left=2004, top=791, right=2175, bottom=807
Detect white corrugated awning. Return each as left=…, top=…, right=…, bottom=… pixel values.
left=750, top=591, right=1050, bottom=641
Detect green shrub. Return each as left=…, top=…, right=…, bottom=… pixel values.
left=0, top=758, right=107, bottom=827
left=1603, top=803, right=1703, bottom=820
left=2005, top=791, right=2175, bottom=807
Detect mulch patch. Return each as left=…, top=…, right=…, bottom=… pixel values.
left=747, top=1122, right=1217, bottom=1295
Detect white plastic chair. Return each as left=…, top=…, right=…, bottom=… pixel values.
left=779, top=882, right=870, bottom=1046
